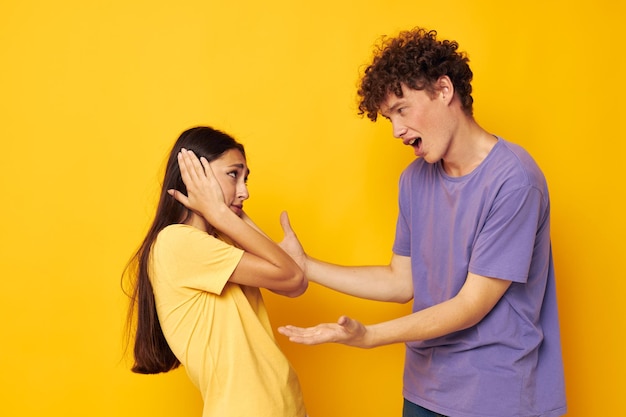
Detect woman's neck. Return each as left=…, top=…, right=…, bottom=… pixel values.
left=183, top=211, right=212, bottom=234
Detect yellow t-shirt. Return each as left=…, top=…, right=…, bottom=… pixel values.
left=150, top=224, right=306, bottom=417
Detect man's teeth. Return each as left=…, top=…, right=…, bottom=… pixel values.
left=409, top=138, right=417, bottom=145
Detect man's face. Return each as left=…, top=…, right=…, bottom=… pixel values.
left=379, top=83, right=453, bottom=164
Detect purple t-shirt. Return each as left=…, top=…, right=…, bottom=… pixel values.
left=393, top=138, right=566, bottom=417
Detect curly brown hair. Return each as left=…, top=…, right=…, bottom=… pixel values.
left=357, top=28, right=474, bottom=121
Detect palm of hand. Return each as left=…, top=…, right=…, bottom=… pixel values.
left=278, top=211, right=307, bottom=271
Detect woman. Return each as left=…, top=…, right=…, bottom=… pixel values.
left=125, top=126, right=308, bottom=417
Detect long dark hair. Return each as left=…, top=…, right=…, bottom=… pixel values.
left=123, top=126, right=246, bottom=374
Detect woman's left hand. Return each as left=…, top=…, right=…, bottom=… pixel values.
left=168, top=148, right=228, bottom=221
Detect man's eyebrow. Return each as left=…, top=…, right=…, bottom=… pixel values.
left=380, top=99, right=403, bottom=117
left=386, top=101, right=403, bottom=113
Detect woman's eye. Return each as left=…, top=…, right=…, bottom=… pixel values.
left=227, top=171, right=237, bottom=178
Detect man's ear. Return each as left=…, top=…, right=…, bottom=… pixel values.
left=436, top=75, right=454, bottom=104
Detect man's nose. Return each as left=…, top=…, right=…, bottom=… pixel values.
left=392, top=123, right=407, bottom=139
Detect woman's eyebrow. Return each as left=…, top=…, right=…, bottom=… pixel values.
left=228, top=163, right=250, bottom=175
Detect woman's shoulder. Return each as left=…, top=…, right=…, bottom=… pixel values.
left=159, top=223, right=193, bottom=236
left=155, top=224, right=212, bottom=249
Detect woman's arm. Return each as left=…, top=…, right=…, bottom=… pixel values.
left=237, top=212, right=306, bottom=297
left=171, top=149, right=307, bottom=297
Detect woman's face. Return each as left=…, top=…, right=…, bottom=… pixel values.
left=209, top=148, right=249, bottom=217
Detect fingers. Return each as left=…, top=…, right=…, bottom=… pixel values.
left=178, top=148, right=204, bottom=186
left=178, top=149, right=222, bottom=194
left=177, top=150, right=190, bottom=185
left=278, top=319, right=349, bottom=343
left=337, top=315, right=350, bottom=326
left=278, top=316, right=367, bottom=347
left=199, top=155, right=211, bottom=176
left=280, top=211, right=293, bottom=235
left=177, top=149, right=195, bottom=189
left=171, top=149, right=205, bottom=209
left=277, top=324, right=314, bottom=340
left=277, top=324, right=335, bottom=345
left=337, top=316, right=361, bottom=334
left=167, top=189, right=189, bottom=207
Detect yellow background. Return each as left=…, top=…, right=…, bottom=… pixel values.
left=1, top=0, right=624, bottom=415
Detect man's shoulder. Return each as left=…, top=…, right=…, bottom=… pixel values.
left=486, top=139, right=548, bottom=201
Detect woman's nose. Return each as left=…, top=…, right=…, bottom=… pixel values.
left=238, top=184, right=249, bottom=200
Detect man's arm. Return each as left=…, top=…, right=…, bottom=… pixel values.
left=278, top=272, right=511, bottom=347
left=279, top=211, right=413, bottom=303
left=304, top=254, right=413, bottom=303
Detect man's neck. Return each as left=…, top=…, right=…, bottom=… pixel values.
left=442, top=120, right=496, bottom=177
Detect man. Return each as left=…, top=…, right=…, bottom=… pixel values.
left=278, top=28, right=566, bottom=417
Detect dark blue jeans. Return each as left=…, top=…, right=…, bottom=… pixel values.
left=402, top=399, right=448, bottom=417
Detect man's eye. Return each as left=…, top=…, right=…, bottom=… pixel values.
left=227, top=172, right=237, bottom=178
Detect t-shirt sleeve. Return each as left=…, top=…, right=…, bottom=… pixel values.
left=393, top=171, right=412, bottom=257
left=151, top=225, right=244, bottom=294
left=469, top=185, right=545, bottom=283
